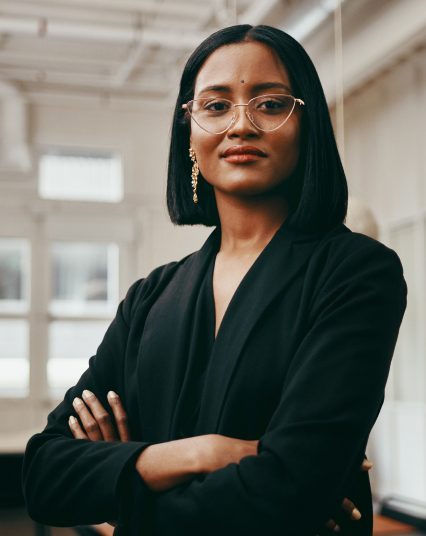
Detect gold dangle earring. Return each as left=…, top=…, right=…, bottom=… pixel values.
left=189, top=146, right=199, bottom=204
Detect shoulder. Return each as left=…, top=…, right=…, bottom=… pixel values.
left=123, top=227, right=219, bottom=311
left=120, top=250, right=197, bottom=322
left=306, top=224, right=406, bottom=298
left=313, top=224, right=404, bottom=274
left=303, top=225, right=407, bottom=324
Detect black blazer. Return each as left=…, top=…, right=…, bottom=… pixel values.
left=22, top=220, right=407, bottom=536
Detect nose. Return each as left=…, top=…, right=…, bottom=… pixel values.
left=226, top=104, right=259, bottom=138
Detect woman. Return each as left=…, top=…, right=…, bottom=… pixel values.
left=22, top=25, right=406, bottom=536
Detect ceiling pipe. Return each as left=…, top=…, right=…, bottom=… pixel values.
left=284, top=0, right=348, bottom=43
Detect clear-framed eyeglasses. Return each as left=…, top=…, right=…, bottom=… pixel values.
left=182, top=94, right=305, bottom=135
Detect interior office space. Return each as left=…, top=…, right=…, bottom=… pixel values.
left=0, top=0, right=425, bottom=534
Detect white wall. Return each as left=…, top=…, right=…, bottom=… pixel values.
left=343, top=46, right=426, bottom=504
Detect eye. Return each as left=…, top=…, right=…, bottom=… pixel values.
left=254, top=96, right=292, bottom=113
left=202, top=99, right=231, bottom=113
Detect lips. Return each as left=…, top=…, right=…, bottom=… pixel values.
left=222, top=145, right=267, bottom=158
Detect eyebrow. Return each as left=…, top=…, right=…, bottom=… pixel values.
left=196, top=82, right=293, bottom=96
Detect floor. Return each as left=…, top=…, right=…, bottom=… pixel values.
left=0, top=507, right=74, bottom=535
left=1, top=508, right=425, bottom=536
left=374, top=514, right=424, bottom=535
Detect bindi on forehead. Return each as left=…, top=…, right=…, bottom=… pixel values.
left=240, top=79, right=244, bottom=83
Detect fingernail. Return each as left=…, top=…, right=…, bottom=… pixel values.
left=108, top=391, right=119, bottom=399
left=73, top=397, right=83, bottom=407
left=82, top=389, right=94, bottom=399
left=69, top=416, right=77, bottom=425
left=352, top=508, right=362, bottom=520
left=333, top=525, right=340, bottom=532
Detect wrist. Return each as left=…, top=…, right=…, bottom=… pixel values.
left=190, top=434, right=216, bottom=473
left=134, top=438, right=206, bottom=491
left=135, top=446, right=151, bottom=479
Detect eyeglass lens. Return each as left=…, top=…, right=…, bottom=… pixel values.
left=188, top=94, right=297, bottom=134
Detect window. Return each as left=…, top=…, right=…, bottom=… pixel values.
left=50, top=242, right=118, bottom=317
left=0, top=239, right=30, bottom=313
left=0, top=146, right=130, bottom=405
left=0, top=239, right=30, bottom=396
left=47, top=241, right=119, bottom=397
left=47, top=320, right=111, bottom=398
left=0, top=319, right=29, bottom=397
left=38, top=148, right=123, bottom=202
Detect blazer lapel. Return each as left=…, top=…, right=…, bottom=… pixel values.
left=137, top=226, right=220, bottom=441
left=196, top=220, right=325, bottom=433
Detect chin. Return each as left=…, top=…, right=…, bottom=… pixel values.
left=218, top=181, right=287, bottom=198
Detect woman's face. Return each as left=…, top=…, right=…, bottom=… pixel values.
left=189, top=41, right=302, bottom=198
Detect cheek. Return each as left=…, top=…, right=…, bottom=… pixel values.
left=191, top=134, right=219, bottom=174
left=272, top=129, right=301, bottom=170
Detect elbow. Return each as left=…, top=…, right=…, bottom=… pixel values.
left=23, top=481, right=54, bottom=526
left=22, top=436, right=59, bottom=526
left=22, top=467, right=50, bottom=525
left=23, top=482, right=76, bottom=527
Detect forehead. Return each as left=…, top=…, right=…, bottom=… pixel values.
left=194, top=41, right=291, bottom=94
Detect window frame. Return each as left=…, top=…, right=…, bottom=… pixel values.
left=0, top=199, right=138, bottom=411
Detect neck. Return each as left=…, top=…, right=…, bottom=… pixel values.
left=214, top=191, right=288, bottom=256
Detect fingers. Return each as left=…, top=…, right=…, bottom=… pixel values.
left=69, top=390, right=130, bottom=442
left=68, top=415, right=88, bottom=440
left=361, top=458, right=373, bottom=471
left=325, top=497, right=363, bottom=534
left=72, top=396, right=103, bottom=440
left=81, top=389, right=118, bottom=441
left=107, top=391, right=131, bottom=442
left=341, top=497, right=362, bottom=520
left=71, top=392, right=115, bottom=441
left=325, top=519, right=340, bottom=532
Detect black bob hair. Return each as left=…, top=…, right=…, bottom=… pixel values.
left=167, top=24, right=348, bottom=233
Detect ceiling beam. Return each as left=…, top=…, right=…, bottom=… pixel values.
left=0, top=65, right=156, bottom=85
left=7, top=0, right=211, bottom=20
left=0, top=65, right=170, bottom=95
left=0, top=2, right=135, bottom=26
left=0, top=16, right=208, bottom=49
left=111, top=42, right=153, bottom=87
left=0, top=51, right=119, bottom=69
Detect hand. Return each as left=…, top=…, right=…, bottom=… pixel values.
left=68, top=389, right=130, bottom=442
left=323, top=457, right=373, bottom=532
left=68, top=390, right=129, bottom=529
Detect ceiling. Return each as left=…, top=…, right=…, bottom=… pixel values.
left=0, top=0, right=337, bottom=101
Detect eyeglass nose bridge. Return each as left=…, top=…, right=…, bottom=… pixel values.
left=227, top=102, right=258, bottom=132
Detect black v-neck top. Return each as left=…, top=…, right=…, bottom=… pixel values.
left=176, top=253, right=216, bottom=438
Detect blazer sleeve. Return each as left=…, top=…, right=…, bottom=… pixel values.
left=154, top=241, right=407, bottom=536
left=22, top=278, right=153, bottom=528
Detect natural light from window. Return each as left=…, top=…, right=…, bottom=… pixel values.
left=38, top=149, right=123, bottom=202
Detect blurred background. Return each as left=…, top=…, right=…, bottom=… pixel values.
left=0, top=0, right=425, bottom=534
